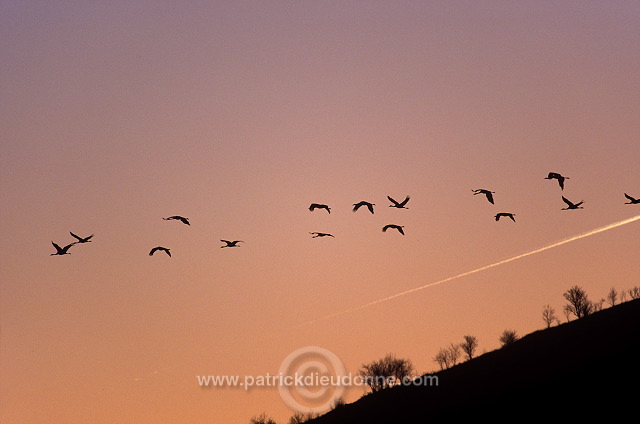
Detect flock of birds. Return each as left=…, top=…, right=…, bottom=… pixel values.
left=50, top=171, right=639, bottom=257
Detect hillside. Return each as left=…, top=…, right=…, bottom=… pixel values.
left=311, top=298, right=640, bottom=422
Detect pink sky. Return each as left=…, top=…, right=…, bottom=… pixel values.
left=2, top=2, right=639, bottom=423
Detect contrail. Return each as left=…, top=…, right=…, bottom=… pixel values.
left=294, top=214, right=640, bottom=329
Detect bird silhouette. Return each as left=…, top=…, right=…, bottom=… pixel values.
left=382, top=224, right=405, bottom=235
left=309, top=203, right=331, bottom=213
left=70, top=232, right=94, bottom=243
left=220, top=240, right=243, bottom=248
left=495, top=213, right=516, bottom=222
left=310, top=232, right=334, bottom=238
left=472, top=189, right=495, bottom=204
left=163, top=216, right=190, bottom=225
left=149, top=246, right=171, bottom=257
left=51, top=241, right=76, bottom=256
left=545, top=172, right=569, bottom=190
left=353, top=201, right=375, bottom=214
left=387, top=195, right=410, bottom=209
left=624, top=193, right=640, bottom=204
left=561, top=196, right=584, bottom=210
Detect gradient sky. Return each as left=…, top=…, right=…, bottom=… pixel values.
left=2, top=1, right=639, bottom=423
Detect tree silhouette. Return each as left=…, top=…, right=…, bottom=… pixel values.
left=606, top=287, right=618, bottom=307
left=628, top=286, right=640, bottom=300
left=563, top=285, right=594, bottom=319
left=359, top=353, right=414, bottom=392
left=542, top=304, right=559, bottom=328
left=499, top=329, right=518, bottom=347
left=460, top=335, right=479, bottom=360
left=250, top=413, right=276, bottom=424
left=433, top=343, right=462, bottom=369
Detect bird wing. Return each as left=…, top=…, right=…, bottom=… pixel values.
left=70, top=232, right=82, bottom=241
left=149, top=247, right=158, bottom=256
left=398, top=196, right=410, bottom=206
left=387, top=196, right=399, bottom=206
left=486, top=192, right=494, bottom=204
left=561, top=196, right=574, bottom=206
left=624, top=193, right=636, bottom=201
left=180, top=217, right=190, bottom=225
left=398, top=227, right=405, bottom=235
left=382, top=225, right=390, bottom=232
left=367, top=203, right=374, bottom=213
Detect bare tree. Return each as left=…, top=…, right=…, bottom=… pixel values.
left=433, top=348, right=449, bottom=370
left=288, top=412, right=306, bottom=424
left=629, top=286, right=640, bottom=300
left=460, top=335, right=479, bottom=360
left=499, top=329, right=519, bottom=347
left=447, top=342, right=461, bottom=366
left=359, top=353, right=414, bottom=392
left=563, top=286, right=594, bottom=319
left=606, top=287, right=618, bottom=307
left=250, top=413, right=277, bottom=424
left=542, top=304, right=559, bottom=328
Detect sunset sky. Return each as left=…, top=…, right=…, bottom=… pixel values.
left=1, top=1, right=639, bottom=423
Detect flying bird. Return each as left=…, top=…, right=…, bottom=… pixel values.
left=70, top=232, right=94, bottom=243
left=353, top=201, right=375, bottom=214
left=310, top=232, right=334, bottom=238
left=624, top=193, right=640, bottom=204
left=387, top=195, right=410, bottom=209
left=50, top=241, right=76, bottom=256
left=545, top=172, right=569, bottom=190
left=561, top=196, right=584, bottom=210
left=149, top=246, right=171, bottom=257
left=163, top=216, right=190, bottom=225
left=382, top=224, right=405, bottom=235
left=220, top=240, right=243, bottom=248
left=309, top=203, right=331, bottom=214
left=472, top=189, right=495, bottom=204
left=495, top=213, right=516, bottom=222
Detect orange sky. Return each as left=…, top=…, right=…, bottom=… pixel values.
left=2, top=2, right=639, bottom=423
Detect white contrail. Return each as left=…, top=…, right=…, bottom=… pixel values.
left=294, top=214, right=640, bottom=328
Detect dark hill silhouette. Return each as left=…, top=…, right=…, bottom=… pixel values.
left=311, top=298, right=640, bottom=422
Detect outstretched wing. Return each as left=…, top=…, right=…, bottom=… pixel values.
left=398, top=196, right=410, bottom=207
left=561, top=196, right=573, bottom=206
left=486, top=192, right=494, bottom=204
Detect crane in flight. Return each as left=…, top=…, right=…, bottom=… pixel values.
left=495, top=212, right=516, bottom=222
left=387, top=195, right=410, bottom=209
left=624, top=193, right=640, bottom=204
left=149, top=246, right=171, bottom=257
left=382, top=224, right=405, bottom=235
left=561, top=196, right=584, bottom=210
left=309, top=203, right=331, bottom=214
left=50, top=241, right=76, bottom=256
left=353, top=201, right=375, bottom=214
left=310, top=232, right=334, bottom=238
left=70, top=232, right=94, bottom=243
left=472, top=189, right=495, bottom=204
left=163, top=216, right=190, bottom=225
left=220, top=240, right=243, bottom=248
left=545, top=172, right=569, bottom=190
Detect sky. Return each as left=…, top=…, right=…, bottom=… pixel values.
left=1, top=1, right=639, bottom=423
